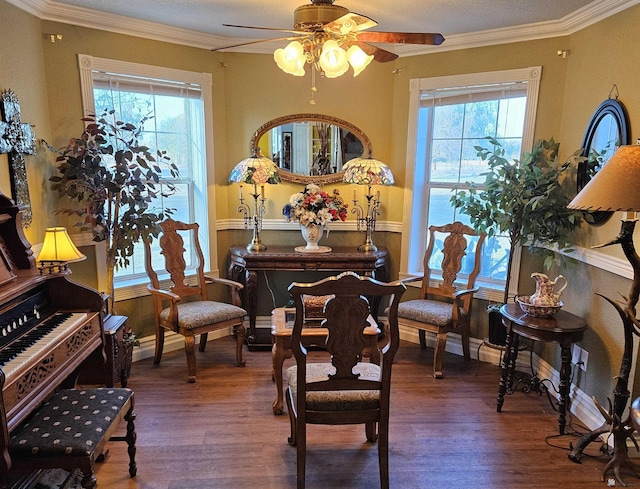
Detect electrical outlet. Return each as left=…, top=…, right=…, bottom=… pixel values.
left=580, top=348, right=588, bottom=371
left=572, top=345, right=588, bottom=371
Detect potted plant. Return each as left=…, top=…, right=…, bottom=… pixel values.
left=48, top=111, right=179, bottom=314
left=451, top=137, right=589, bottom=343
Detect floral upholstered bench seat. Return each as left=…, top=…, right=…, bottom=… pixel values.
left=8, top=388, right=136, bottom=489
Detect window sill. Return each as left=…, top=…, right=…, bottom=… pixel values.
left=114, top=272, right=202, bottom=302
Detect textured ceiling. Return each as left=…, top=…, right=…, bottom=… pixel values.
left=50, top=0, right=595, bottom=37
left=9, top=0, right=640, bottom=53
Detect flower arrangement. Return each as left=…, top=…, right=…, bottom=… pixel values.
left=283, top=184, right=348, bottom=226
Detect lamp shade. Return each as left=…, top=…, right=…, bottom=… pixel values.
left=347, top=45, right=374, bottom=77
left=274, top=41, right=306, bottom=77
left=342, top=157, right=395, bottom=186
left=228, top=153, right=281, bottom=185
left=37, top=227, right=86, bottom=263
left=568, top=145, right=640, bottom=212
left=318, top=40, right=349, bottom=78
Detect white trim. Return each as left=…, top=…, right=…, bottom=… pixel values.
left=83, top=219, right=630, bottom=303
left=401, top=67, right=542, bottom=301
left=217, top=218, right=401, bottom=233
left=76, top=54, right=214, bottom=297
left=216, top=218, right=633, bottom=280
left=7, top=0, right=640, bottom=54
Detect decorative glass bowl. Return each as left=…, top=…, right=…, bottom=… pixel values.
left=516, top=295, right=563, bottom=318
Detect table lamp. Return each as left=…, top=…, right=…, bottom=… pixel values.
left=566, top=144, right=640, bottom=483
left=229, top=150, right=281, bottom=251
left=342, top=155, right=395, bottom=252
left=36, top=226, right=86, bottom=274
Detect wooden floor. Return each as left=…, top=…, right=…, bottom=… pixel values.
left=90, top=337, right=635, bottom=489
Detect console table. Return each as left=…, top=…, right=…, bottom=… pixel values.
left=497, top=303, right=587, bottom=435
left=228, top=245, right=389, bottom=348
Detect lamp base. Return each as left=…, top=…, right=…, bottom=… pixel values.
left=357, top=242, right=377, bottom=253
left=246, top=241, right=266, bottom=252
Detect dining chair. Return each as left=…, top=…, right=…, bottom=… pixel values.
left=144, top=218, right=247, bottom=382
left=398, top=221, right=485, bottom=378
left=285, top=272, right=405, bottom=489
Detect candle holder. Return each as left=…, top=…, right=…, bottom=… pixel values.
left=237, top=184, right=267, bottom=252
left=228, top=150, right=280, bottom=252
left=351, top=186, right=381, bottom=252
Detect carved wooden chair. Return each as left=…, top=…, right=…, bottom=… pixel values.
left=398, top=221, right=485, bottom=378
left=144, top=218, right=247, bottom=383
left=285, top=272, right=406, bottom=489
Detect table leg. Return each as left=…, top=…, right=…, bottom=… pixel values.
left=245, top=270, right=258, bottom=343
left=497, top=321, right=515, bottom=413
left=558, top=343, right=571, bottom=435
left=506, top=333, right=520, bottom=393
left=272, top=337, right=291, bottom=415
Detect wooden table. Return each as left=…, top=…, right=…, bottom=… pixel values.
left=228, top=245, right=388, bottom=348
left=270, top=307, right=381, bottom=415
left=497, top=303, right=587, bottom=435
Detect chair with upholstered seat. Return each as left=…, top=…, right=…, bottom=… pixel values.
left=144, top=218, right=247, bottom=383
left=398, top=221, right=485, bottom=379
left=285, top=272, right=405, bottom=489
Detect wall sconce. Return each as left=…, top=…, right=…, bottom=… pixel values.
left=36, top=227, right=86, bottom=274
left=229, top=151, right=281, bottom=252
left=342, top=156, right=395, bottom=252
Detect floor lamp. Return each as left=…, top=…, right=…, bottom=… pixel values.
left=567, top=145, right=640, bottom=485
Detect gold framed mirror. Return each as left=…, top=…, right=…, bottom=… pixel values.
left=250, top=114, right=372, bottom=185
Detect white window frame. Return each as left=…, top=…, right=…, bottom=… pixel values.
left=400, top=67, right=542, bottom=303
left=77, top=54, right=215, bottom=301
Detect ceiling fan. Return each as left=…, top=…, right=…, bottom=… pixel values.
left=213, top=0, right=445, bottom=78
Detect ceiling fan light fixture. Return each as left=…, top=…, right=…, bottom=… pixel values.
left=274, top=41, right=306, bottom=76
left=318, top=39, right=349, bottom=78
left=346, top=45, right=373, bottom=77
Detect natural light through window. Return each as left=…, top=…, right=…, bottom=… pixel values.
left=401, top=68, right=541, bottom=302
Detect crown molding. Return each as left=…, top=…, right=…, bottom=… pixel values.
left=7, top=0, right=640, bottom=54
left=394, top=0, right=640, bottom=56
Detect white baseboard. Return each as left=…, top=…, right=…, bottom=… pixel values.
left=130, top=317, right=606, bottom=432
left=400, top=325, right=606, bottom=432
left=130, top=327, right=234, bottom=363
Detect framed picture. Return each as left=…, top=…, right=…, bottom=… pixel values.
left=282, top=131, right=292, bottom=170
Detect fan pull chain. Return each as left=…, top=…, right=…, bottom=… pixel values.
left=310, top=68, right=317, bottom=105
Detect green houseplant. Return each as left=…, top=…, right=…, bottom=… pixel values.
left=48, top=111, right=179, bottom=314
left=451, top=137, right=589, bottom=342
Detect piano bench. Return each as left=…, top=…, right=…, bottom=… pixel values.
left=8, top=388, right=136, bottom=489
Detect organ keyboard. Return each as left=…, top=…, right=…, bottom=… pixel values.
left=0, top=192, right=105, bottom=485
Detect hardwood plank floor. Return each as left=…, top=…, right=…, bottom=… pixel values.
left=89, top=338, right=632, bottom=488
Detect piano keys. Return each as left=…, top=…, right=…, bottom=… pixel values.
left=0, top=191, right=106, bottom=485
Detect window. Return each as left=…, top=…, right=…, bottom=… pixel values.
left=78, top=54, right=214, bottom=299
left=401, top=68, right=542, bottom=302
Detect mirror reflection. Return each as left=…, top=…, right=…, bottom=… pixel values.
left=251, top=114, right=372, bottom=184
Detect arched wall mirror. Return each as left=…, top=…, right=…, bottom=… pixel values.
left=577, top=98, right=630, bottom=226
left=250, top=114, right=372, bottom=185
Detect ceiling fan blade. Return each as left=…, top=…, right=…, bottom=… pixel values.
left=355, top=42, right=399, bottom=63
left=211, top=36, right=305, bottom=52
left=356, top=32, right=445, bottom=45
left=323, top=12, right=377, bottom=35
left=222, top=24, right=307, bottom=36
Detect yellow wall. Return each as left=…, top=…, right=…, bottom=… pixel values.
left=2, top=0, right=640, bottom=405
left=0, top=1, right=54, bottom=244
